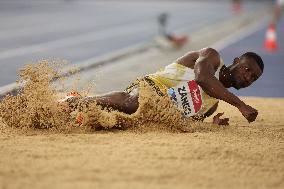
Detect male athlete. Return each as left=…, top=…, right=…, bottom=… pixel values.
left=65, top=47, right=264, bottom=126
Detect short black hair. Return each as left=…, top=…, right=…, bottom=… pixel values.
left=240, top=52, right=264, bottom=72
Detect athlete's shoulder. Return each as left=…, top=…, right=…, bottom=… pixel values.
left=199, top=47, right=221, bottom=70
left=199, top=47, right=220, bottom=58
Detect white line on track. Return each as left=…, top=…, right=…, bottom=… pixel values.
left=0, top=21, right=155, bottom=60
left=0, top=13, right=154, bottom=40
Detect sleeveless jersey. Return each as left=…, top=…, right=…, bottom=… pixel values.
left=147, top=59, right=224, bottom=117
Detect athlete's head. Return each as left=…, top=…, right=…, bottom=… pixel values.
left=229, top=52, right=264, bottom=90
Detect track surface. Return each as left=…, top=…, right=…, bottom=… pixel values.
left=0, top=0, right=268, bottom=86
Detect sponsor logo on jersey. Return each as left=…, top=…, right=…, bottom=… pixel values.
left=188, top=80, right=202, bottom=113
left=167, top=80, right=203, bottom=117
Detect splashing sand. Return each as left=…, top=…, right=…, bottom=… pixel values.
left=0, top=60, right=72, bottom=131
left=0, top=60, right=219, bottom=133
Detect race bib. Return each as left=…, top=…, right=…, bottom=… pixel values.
left=168, top=80, right=203, bottom=117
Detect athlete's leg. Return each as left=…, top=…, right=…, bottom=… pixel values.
left=66, top=88, right=139, bottom=114
left=87, top=88, right=139, bottom=114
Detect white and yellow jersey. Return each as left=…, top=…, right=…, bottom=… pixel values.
left=147, top=60, right=224, bottom=117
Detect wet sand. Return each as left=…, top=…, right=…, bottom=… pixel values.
left=0, top=97, right=283, bottom=189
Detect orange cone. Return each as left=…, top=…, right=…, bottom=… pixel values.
left=264, top=24, right=278, bottom=52
left=232, top=1, right=242, bottom=14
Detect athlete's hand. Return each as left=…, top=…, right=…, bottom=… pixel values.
left=238, top=104, right=258, bottom=123
left=213, top=112, right=229, bottom=125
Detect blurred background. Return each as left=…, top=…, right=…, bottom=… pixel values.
left=0, top=0, right=283, bottom=97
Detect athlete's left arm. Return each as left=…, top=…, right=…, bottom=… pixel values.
left=192, top=102, right=229, bottom=125
left=207, top=102, right=230, bottom=125
left=204, top=102, right=219, bottom=118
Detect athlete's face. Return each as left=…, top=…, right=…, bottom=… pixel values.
left=230, top=57, right=263, bottom=90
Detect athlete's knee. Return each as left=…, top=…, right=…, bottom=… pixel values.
left=119, top=91, right=139, bottom=114
left=107, top=91, right=131, bottom=103
left=95, top=91, right=139, bottom=114
left=116, top=91, right=131, bottom=100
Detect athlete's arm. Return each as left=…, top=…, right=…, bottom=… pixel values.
left=204, top=102, right=219, bottom=118
left=191, top=102, right=229, bottom=125
left=192, top=48, right=257, bottom=122
left=191, top=102, right=218, bottom=121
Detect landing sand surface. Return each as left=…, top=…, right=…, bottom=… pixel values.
left=0, top=97, right=283, bottom=189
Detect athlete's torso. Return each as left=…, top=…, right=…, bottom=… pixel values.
left=147, top=60, right=224, bottom=117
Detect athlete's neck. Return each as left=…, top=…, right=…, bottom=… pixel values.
left=219, top=65, right=234, bottom=88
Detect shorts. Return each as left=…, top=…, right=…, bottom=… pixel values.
left=125, top=76, right=166, bottom=97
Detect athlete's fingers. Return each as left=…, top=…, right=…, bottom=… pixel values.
left=213, top=113, right=227, bottom=125
left=248, top=111, right=258, bottom=123
left=217, top=112, right=224, bottom=117
left=220, top=118, right=229, bottom=125
left=213, top=113, right=224, bottom=123
left=214, top=112, right=224, bottom=119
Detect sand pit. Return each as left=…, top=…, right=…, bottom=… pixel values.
left=0, top=62, right=283, bottom=189
left=0, top=97, right=283, bottom=189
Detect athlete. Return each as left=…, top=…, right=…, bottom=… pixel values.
left=64, top=47, right=264, bottom=126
